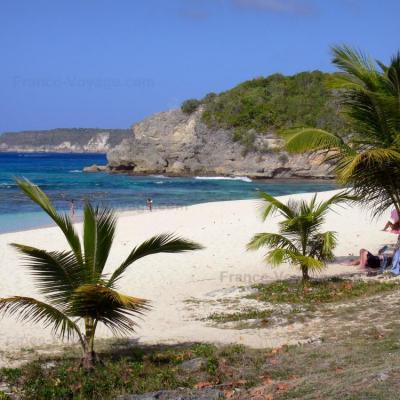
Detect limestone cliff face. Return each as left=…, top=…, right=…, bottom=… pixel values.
left=107, top=108, right=332, bottom=179
left=0, top=128, right=131, bottom=153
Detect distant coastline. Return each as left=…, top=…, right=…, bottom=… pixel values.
left=0, top=127, right=131, bottom=153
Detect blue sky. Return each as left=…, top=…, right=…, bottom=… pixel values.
left=0, top=0, right=399, bottom=132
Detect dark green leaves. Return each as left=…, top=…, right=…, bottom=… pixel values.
left=0, top=297, right=82, bottom=342
left=4, top=180, right=203, bottom=355
left=281, top=46, right=400, bottom=217
left=70, top=285, right=150, bottom=335
left=83, top=204, right=117, bottom=279
left=15, top=178, right=83, bottom=264
left=248, top=191, right=353, bottom=280
left=10, top=244, right=82, bottom=306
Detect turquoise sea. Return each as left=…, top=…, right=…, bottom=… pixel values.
left=0, top=152, right=337, bottom=233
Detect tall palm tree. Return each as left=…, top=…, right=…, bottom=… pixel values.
left=281, top=45, right=400, bottom=217
left=247, top=191, right=354, bottom=281
left=0, top=179, right=202, bottom=369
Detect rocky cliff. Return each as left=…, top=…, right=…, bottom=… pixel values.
left=107, top=108, right=332, bottom=179
left=0, top=128, right=131, bottom=153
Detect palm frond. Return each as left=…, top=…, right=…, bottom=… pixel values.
left=10, top=244, right=82, bottom=305
left=265, top=249, right=324, bottom=271
left=70, top=285, right=150, bottom=335
left=258, top=192, right=295, bottom=221
left=336, top=150, right=400, bottom=217
left=83, top=204, right=117, bottom=279
left=331, top=45, right=380, bottom=90
left=108, top=234, right=203, bottom=286
left=336, top=148, right=400, bottom=183
left=326, top=72, right=365, bottom=91
left=317, top=231, right=338, bottom=261
left=313, top=190, right=358, bottom=218
left=343, top=90, right=398, bottom=145
left=280, top=128, right=348, bottom=154
left=294, top=254, right=325, bottom=271
left=385, top=51, right=400, bottom=98
left=0, top=296, right=82, bottom=342
left=247, top=232, right=297, bottom=252
left=15, top=178, right=83, bottom=264
left=266, top=248, right=296, bottom=266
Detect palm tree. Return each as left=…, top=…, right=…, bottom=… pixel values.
left=0, top=179, right=202, bottom=369
left=247, top=191, right=354, bottom=281
left=281, top=45, right=400, bottom=217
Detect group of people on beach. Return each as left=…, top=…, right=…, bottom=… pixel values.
left=349, top=209, right=400, bottom=276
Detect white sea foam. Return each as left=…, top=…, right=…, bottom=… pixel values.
left=195, top=176, right=252, bottom=183
left=69, top=170, right=82, bottom=173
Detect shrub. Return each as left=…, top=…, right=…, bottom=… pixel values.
left=181, top=99, right=201, bottom=114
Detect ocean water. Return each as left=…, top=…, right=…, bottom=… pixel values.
left=0, top=152, right=337, bottom=233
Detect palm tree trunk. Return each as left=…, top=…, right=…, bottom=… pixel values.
left=81, top=345, right=97, bottom=370
left=81, top=318, right=98, bottom=370
left=301, top=265, right=310, bottom=281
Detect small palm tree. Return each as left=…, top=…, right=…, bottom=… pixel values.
left=247, top=191, right=354, bottom=281
left=281, top=45, right=400, bottom=217
left=0, top=179, right=202, bottom=369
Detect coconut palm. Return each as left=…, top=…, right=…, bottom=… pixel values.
left=247, top=191, right=354, bottom=281
left=281, top=45, right=400, bottom=217
left=0, top=179, right=202, bottom=369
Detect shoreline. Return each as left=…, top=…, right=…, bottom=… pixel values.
left=0, top=187, right=338, bottom=235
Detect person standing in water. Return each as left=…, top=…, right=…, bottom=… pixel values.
left=146, top=198, right=153, bottom=212
left=70, top=199, right=75, bottom=219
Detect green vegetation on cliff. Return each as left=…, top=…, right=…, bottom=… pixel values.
left=182, top=71, right=348, bottom=148
left=0, top=128, right=131, bottom=149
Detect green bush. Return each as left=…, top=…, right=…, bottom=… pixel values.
left=200, top=71, right=348, bottom=148
left=181, top=99, right=201, bottom=114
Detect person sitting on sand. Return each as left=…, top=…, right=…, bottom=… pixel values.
left=348, top=246, right=392, bottom=274
left=383, top=208, right=400, bottom=231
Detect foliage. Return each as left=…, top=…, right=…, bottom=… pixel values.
left=0, top=128, right=131, bottom=148
left=0, top=343, right=253, bottom=400
left=181, top=99, right=201, bottom=114
left=207, top=308, right=272, bottom=323
left=0, top=179, right=202, bottom=369
left=247, top=191, right=355, bottom=281
left=282, top=46, right=400, bottom=216
left=0, top=351, right=194, bottom=400
left=5, top=311, right=400, bottom=400
left=197, top=71, right=348, bottom=149
left=249, top=277, right=400, bottom=304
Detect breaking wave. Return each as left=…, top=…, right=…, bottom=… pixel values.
left=194, top=176, right=252, bottom=183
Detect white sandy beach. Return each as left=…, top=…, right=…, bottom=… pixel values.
left=0, top=190, right=397, bottom=365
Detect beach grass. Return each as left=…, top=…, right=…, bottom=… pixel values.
left=3, top=321, right=400, bottom=399
left=202, top=277, right=400, bottom=330
left=207, top=308, right=273, bottom=323
left=248, top=277, right=400, bottom=305
left=3, top=277, right=400, bottom=399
